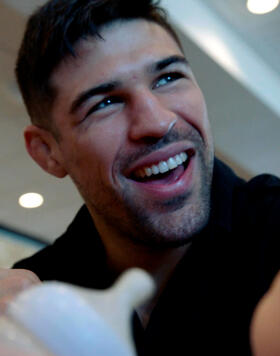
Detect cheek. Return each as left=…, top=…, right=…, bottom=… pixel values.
left=187, top=88, right=208, bottom=124
left=74, top=120, right=127, bottom=181
left=173, top=88, right=210, bottom=133
left=94, top=122, right=126, bottom=161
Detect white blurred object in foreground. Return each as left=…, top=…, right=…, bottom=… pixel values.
left=0, top=268, right=155, bottom=356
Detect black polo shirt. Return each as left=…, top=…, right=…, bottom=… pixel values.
left=14, top=158, right=280, bottom=355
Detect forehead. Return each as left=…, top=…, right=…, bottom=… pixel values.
left=51, top=19, right=184, bottom=89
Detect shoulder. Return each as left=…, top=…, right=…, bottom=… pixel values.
left=212, top=158, right=280, bottom=238
left=231, top=172, right=280, bottom=268
left=234, top=173, right=280, bottom=219
left=13, top=205, right=99, bottom=283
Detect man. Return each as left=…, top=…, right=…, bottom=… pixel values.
left=1, top=0, right=280, bottom=355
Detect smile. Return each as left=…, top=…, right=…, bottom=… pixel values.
left=127, top=146, right=196, bottom=201
left=128, top=146, right=195, bottom=187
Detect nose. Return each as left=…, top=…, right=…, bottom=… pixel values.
left=128, top=89, right=177, bottom=142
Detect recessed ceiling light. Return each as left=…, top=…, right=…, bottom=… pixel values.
left=18, top=193, right=44, bottom=209
left=247, top=0, right=279, bottom=14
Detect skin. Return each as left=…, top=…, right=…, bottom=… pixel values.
left=24, top=19, right=214, bottom=322
left=250, top=271, right=280, bottom=356
left=0, top=269, right=40, bottom=314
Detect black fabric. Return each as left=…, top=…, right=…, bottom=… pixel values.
left=13, top=158, right=280, bottom=355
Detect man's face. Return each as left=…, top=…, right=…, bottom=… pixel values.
left=50, top=19, right=214, bottom=246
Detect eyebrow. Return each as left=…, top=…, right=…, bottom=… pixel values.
left=150, top=55, right=189, bottom=72
left=70, top=81, right=120, bottom=115
left=69, top=55, right=189, bottom=115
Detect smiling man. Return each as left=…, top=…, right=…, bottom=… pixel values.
left=2, top=0, right=280, bottom=355
left=43, top=19, right=214, bottom=248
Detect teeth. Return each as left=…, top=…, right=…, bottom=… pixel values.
left=144, top=167, right=153, bottom=177
left=180, top=152, right=187, bottom=162
left=167, top=157, right=177, bottom=169
left=134, top=151, right=189, bottom=179
left=175, top=154, right=183, bottom=165
left=139, top=169, right=146, bottom=178
left=159, top=161, right=169, bottom=173
left=152, top=165, right=159, bottom=175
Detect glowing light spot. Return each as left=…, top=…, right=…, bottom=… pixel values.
left=247, top=0, right=279, bottom=14
left=19, top=193, right=44, bottom=209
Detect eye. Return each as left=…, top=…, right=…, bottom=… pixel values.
left=154, top=72, right=185, bottom=89
left=85, top=96, right=122, bottom=118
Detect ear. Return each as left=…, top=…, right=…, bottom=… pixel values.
left=24, top=125, right=67, bottom=178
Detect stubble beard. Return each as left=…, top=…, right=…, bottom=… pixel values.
left=80, top=129, right=214, bottom=249
left=112, top=150, right=213, bottom=248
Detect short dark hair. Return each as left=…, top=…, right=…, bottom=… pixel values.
left=15, top=0, right=182, bottom=132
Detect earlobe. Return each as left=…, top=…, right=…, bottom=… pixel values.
left=24, top=125, right=67, bottom=178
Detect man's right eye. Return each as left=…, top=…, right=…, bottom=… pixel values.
left=85, top=96, right=122, bottom=118
left=153, top=72, right=185, bottom=89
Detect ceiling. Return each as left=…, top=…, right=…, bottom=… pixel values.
left=206, top=0, right=280, bottom=75
left=0, top=0, right=279, bottom=243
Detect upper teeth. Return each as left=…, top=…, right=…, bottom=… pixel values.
left=135, top=152, right=188, bottom=178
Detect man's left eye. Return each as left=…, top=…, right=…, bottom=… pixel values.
left=154, top=72, right=184, bottom=89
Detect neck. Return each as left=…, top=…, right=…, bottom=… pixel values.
left=108, top=238, right=189, bottom=282
left=93, top=216, right=190, bottom=328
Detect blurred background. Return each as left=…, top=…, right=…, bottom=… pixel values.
left=0, top=0, right=280, bottom=266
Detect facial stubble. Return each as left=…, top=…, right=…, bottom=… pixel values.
left=78, top=128, right=214, bottom=248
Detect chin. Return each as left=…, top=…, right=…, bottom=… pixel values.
left=126, top=197, right=211, bottom=249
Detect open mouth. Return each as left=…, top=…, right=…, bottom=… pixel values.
left=130, top=148, right=195, bottom=185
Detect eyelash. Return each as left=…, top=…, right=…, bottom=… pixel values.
left=84, top=71, right=185, bottom=119
left=153, top=72, right=185, bottom=89
left=85, top=96, right=122, bottom=118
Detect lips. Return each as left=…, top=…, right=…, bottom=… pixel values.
left=124, top=145, right=196, bottom=200
left=127, top=147, right=194, bottom=182
left=125, top=144, right=195, bottom=178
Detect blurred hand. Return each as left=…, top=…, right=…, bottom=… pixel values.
left=0, top=316, right=53, bottom=356
left=4, top=268, right=154, bottom=356
left=251, top=271, right=280, bottom=356
left=0, top=268, right=40, bottom=314
left=0, top=344, right=48, bottom=356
